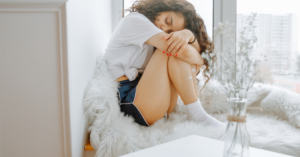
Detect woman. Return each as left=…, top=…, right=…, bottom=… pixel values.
left=104, top=0, right=225, bottom=129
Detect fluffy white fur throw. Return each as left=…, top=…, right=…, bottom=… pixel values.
left=84, top=53, right=300, bottom=157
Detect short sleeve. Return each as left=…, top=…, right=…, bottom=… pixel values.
left=119, top=12, right=163, bottom=48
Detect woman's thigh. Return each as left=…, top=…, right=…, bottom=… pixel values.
left=133, top=49, right=171, bottom=125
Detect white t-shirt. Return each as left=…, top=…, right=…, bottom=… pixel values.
left=104, top=12, right=163, bottom=81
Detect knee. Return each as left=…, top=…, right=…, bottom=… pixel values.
left=167, top=55, right=178, bottom=66
left=167, top=55, right=189, bottom=68
left=154, top=49, right=170, bottom=62
left=154, top=48, right=163, bottom=53
left=154, top=49, right=168, bottom=57
left=190, top=64, right=196, bottom=71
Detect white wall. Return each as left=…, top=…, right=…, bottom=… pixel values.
left=111, top=0, right=124, bottom=32
left=66, top=0, right=112, bottom=157
left=0, top=0, right=119, bottom=156
left=0, top=1, right=70, bottom=157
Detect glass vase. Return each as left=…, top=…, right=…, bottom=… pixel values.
left=223, top=98, right=250, bottom=157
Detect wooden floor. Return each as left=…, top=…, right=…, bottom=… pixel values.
left=85, top=132, right=96, bottom=157
left=85, top=150, right=96, bottom=157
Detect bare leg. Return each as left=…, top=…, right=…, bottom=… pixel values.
left=133, top=49, right=171, bottom=125
left=167, top=81, right=179, bottom=116
left=168, top=55, right=198, bottom=105
left=167, top=64, right=198, bottom=116
left=133, top=49, right=198, bottom=124
left=168, top=54, right=225, bottom=128
left=134, top=48, right=224, bottom=128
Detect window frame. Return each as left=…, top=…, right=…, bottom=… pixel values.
left=112, top=0, right=124, bottom=32
left=213, top=0, right=237, bottom=77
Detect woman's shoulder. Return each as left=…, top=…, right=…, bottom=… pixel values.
left=124, top=12, right=150, bottom=22
left=126, top=12, right=146, bottom=18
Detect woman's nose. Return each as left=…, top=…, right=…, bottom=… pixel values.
left=160, top=25, right=168, bottom=33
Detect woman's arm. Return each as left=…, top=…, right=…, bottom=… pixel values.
left=146, top=32, right=204, bottom=67
left=189, top=37, right=201, bottom=53
left=162, top=29, right=201, bottom=55
left=145, top=32, right=170, bottom=51
left=186, top=32, right=202, bottom=75
left=177, top=44, right=204, bottom=67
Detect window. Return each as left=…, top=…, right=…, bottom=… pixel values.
left=237, top=0, right=300, bottom=94
left=187, top=0, right=213, bottom=39
left=123, top=0, right=133, bottom=16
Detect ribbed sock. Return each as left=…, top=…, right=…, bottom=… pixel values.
left=186, top=98, right=226, bottom=129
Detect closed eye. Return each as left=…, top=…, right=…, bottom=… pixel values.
left=165, top=17, right=172, bottom=33
left=165, top=17, right=169, bottom=25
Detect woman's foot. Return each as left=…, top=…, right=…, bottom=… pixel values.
left=186, top=98, right=226, bottom=129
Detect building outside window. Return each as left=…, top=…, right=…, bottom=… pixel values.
left=237, top=0, right=300, bottom=94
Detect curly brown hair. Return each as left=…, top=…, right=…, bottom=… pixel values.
left=124, top=0, right=214, bottom=89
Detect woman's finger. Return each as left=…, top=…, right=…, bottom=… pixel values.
left=176, top=42, right=187, bottom=56
left=172, top=40, right=184, bottom=54
left=165, top=36, right=176, bottom=53
left=168, top=39, right=180, bottom=55
left=163, top=33, right=173, bottom=40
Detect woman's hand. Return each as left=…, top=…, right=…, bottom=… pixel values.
left=162, top=29, right=194, bottom=56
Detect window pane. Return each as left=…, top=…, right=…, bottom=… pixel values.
left=123, top=0, right=213, bottom=39
left=123, top=0, right=133, bottom=16
left=187, top=0, right=213, bottom=39
left=237, top=0, right=300, bottom=94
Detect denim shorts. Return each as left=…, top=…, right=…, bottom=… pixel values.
left=117, top=73, right=149, bottom=126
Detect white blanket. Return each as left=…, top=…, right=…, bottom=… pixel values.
left=84, top=53, right=300, bottom=157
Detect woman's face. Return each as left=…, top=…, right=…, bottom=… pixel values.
left=153, top=11, right=185, bottom=33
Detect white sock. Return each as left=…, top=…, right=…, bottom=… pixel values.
left=186, top=98, right=226, bottom=129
